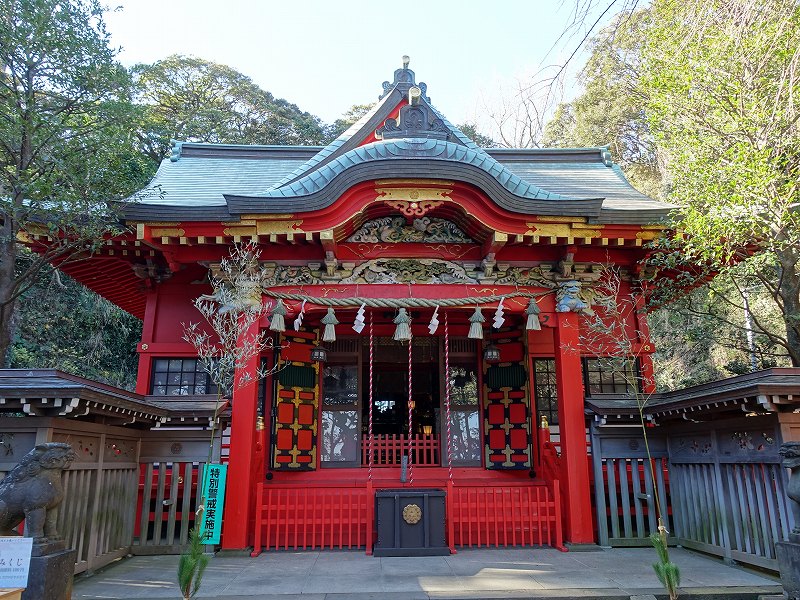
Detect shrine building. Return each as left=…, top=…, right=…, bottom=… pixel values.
left=57, top=59, right=673, bottom=553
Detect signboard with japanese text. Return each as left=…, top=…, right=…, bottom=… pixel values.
left=198, top=463, right=227, bottom=545
left=0, top=536, right=32, bottom=588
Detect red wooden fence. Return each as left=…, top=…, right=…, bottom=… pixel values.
left=251, top=479, right=564, bottom=555
left=251, top=482, right=374, bottom=555
left=360, top=434, right=440, bottom=466
left=446, top=480, right=565, bottom=550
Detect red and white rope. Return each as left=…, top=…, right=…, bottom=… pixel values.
left=444, top=311, right=453, bottom=482
left=368, top=314, right=374, bottom=481
left=407, top=336, right=414, bottom=486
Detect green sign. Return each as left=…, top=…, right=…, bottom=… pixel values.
left=198, top=463, right=227, bottom=544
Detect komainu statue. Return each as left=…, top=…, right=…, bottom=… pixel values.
left=0, top=442, right=76, bottom=543
left=782, top=442, right=800, bottom=541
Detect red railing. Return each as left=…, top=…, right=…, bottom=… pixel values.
left=360, top=434, right=440, bottom=466
left=251, top=479, right=565, bottom=555
left=251, top=482, right=374, bottom=555
left=446, top=480, right=564, bottom=550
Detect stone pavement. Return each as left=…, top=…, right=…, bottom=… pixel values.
left=72, top=547, right=783, bottom=600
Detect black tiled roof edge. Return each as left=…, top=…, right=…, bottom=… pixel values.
left=585, top=368, right=800, bottom=418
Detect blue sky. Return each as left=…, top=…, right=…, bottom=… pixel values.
left=105, top=1, right=616, bottom=128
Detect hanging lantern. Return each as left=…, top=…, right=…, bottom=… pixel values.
left=526, top=298, right=541, bottom=331
left=422, top=424, right=433, bottom=436
left=293, top=299, right=306, bottom=331
left=321, top=307, right=339, bottom=342
left=269, top=299, right=287, bottom=332
left=468, top=306, right=485, bottom=339
left=483, top=343, right=501, bottom=362
left=393, top=308, right=412, bottom=341
left=310, top=345, right=327, bottom=362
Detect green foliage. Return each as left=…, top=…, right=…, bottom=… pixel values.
left=458, top=123, right=498, bottom=148
left=8, top=259, right=140, bottom=389
left=651, top=531, right=680, bottom=599
left=324, top=103, right=376, bottom=141
left=641, top=0, right=800, bottom=365
left=132, top=55, right=328, bottom=163
left=0, top=0, right=142, bottom=365
left=178, top=528, right=209, bottom=600
left=542, top=11, right=664, bottom=198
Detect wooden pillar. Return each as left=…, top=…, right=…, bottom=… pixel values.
left=634, top=294, right=656, bottom=394
left=221, top=320, right=261, bottom=550
left=553, top=311, right=594, bottom=543
left=135, top=291, right=158, bottom=395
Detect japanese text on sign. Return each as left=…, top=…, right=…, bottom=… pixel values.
left=0, top=536, right=33, bottom=588
left=198, top=463, right=227, bottom=545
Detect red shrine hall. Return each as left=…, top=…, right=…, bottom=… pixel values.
left=59, top=60, right=672, bottom=553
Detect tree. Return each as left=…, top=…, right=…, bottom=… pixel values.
left=458, top=123, right=498, bottom=148
left=542, top=11, right=665, bottom=198
left=9, top=265, right=140, bottom=388
left=0, top=0, right=140, bottom=366
left=324, top=103, right=375, bottom=141
left=132, top=55, right=328, bottom=164
left=641, top=0, right=800, bottom=365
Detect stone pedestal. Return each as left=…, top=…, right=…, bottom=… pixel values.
left=21, top=548, right=76, bottom=600
left=776, top=541, right=800, bottom=600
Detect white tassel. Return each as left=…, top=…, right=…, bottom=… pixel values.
left=393, top=308, right=412, bottom=341
left=321, top=307, right=338, bottom=342
left=428, top=305, right=440, bottom=334
left=269, top=299, right=287, bottom=332
left=293, top=300, right=306, bottom=331
left=468, top=306, right=485, bottom=339
left=526, top=298, right=541, bottom=331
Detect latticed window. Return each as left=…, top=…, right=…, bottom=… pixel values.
left=583, top=357, right=640, bottom=395
left=532, top=358, right=558, bottom=425
left=150, top=358, right=218, bottom=395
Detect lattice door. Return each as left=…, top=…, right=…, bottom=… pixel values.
left=483, top=331, right=532, bottom=469
left=272, top=330, right=319, bottom=470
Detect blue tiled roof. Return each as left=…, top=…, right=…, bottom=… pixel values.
left=262, top=138, right=566, bottom=201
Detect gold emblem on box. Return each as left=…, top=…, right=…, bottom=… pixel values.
left=402, top=503, right=422, bottom=525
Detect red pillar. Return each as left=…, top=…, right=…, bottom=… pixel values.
left=135, top=291, right=158, bottom=395
left=554, top=311, right=594, bottom=544
left=221, top=321, right=261, bottom=550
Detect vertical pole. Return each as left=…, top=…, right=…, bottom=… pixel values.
left=135, top=291, right=158, bottom=395
left=407, top=336, right=414, bottom=486
left=554, top=311, right=594, bottom=544
left=368, top=315, right=374, bottom=481
left=221, top=319, right=261, bottom=549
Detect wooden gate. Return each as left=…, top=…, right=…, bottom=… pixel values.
left=590, top=423, right=671, bottom=547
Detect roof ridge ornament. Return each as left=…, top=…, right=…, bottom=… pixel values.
left=379, top=55, right=430, bottom=103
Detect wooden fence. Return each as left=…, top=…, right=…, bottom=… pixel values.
left=668, top=416, right=794, bottom=570
left=590, top=424, right=671, bottom=547
left=360, top=434, right=440, bottom=466
left=590, top=415, right=795, bottom=571
left=250, top=479, right=564, bottom=555
left=0, top=417, right=220, bottom=573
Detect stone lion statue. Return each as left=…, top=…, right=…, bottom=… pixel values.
left=781, top=442, right=800, bottom=537
left=0, top=442, right=76, bottom=543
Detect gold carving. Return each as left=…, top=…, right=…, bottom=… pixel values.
left=403, top=503, right=422, bottom=525
left=524, top=222, right=601, bottom=239
left=385, top=199, right=443, bottom=217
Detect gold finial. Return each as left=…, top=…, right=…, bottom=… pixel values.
left=540, top=414, right=549, bottom=429
left=402, top=55, right=410, bottom=69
